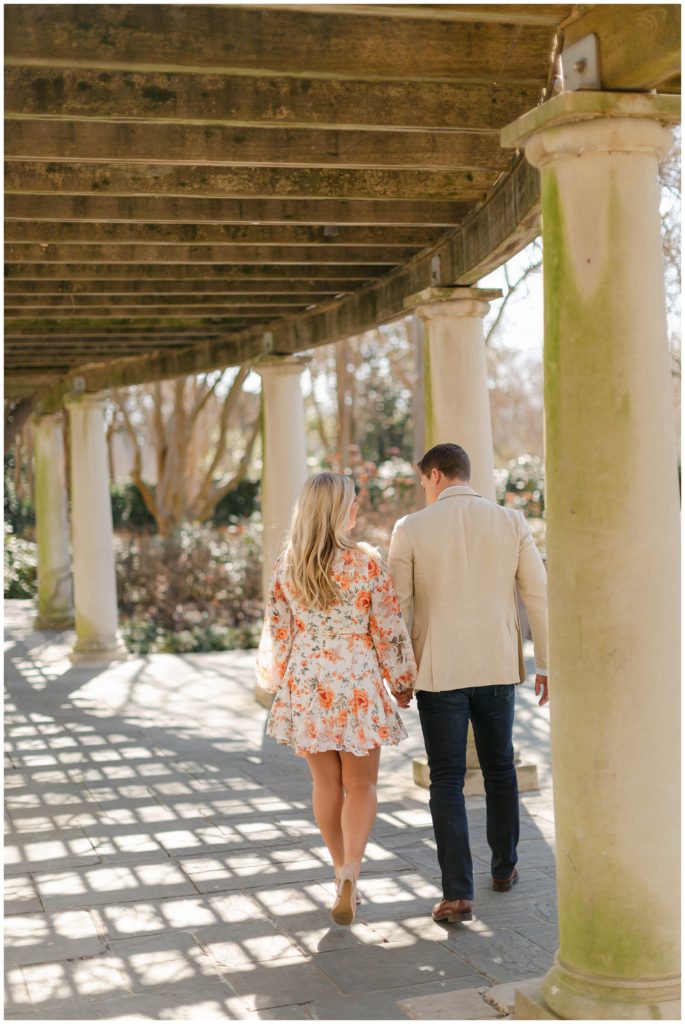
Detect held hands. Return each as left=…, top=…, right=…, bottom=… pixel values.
left=535, top=673, right=549, bottom=706
left=395, top=689, right=414, bottom=709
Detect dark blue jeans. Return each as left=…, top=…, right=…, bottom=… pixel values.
left=417, top=686, right=519, bottom=901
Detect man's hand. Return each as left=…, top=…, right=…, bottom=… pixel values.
left=535, top=674, right=549, bottom=706
left=395, top=690, right=413, bottom=709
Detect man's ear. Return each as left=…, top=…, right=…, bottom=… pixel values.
left=432, top=467, right=441, bottom=482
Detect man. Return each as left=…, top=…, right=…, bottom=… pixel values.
left=388, top=443, right=548, bottom=923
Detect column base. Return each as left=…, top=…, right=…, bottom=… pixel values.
left=34, top=612, right=75, bottom=632
left=542, top=956, right=681, bottom=1020
left=69, top=635, right=128, bottom=667
left=413, top=755, right=539, bottom=795
left=513, top=979, right=561, bottom=1019
left=255, top=684, right=275, bottom=709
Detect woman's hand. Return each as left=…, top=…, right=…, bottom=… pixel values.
left=395, top=690, right=413, bottom=709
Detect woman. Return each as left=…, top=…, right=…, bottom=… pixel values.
left=256, top=472, right=416, bottom=925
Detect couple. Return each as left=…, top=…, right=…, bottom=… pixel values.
left=256, top=442, right=548, bottom=926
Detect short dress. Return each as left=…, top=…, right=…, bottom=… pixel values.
left=256, top=545, right=417, bottom=757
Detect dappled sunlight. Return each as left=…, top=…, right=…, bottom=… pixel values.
left=6, top=601, right=558, bottom=1017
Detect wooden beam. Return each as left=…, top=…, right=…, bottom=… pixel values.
left=4, top=221, right=444, bottom=247
left=4, top=280, right=349, bottom=296
left=30, top=156, right=541, bottom=410
left=6, top=120, right=507, bottom=172
left=5, top=318, right=287, bottom=334
left=4, top=243, right=413, bottom=264
left=562, top=4, right=681, bottom=91
left=293, top=6, right=571, bottom=26
left=5, top=294, right=323, bottom=307
left=4, top=194, right=470, bottom=226
left=5, top=162, right=493, bottom=201
left=5, top=264, right=385, bottom=280
left=5, top=66, right=543, bottom=132
left=5, top=5, right=556, bottom=82
left=5, top=304, right=308, bottom=319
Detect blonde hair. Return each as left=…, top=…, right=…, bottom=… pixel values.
left=284, top=472, right=357, bottom=610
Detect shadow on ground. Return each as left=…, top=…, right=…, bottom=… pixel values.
left=5, top=600, right=558, bottom=1020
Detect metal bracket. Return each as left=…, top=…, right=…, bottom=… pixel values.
left=72, top=375, right=86, bottom=394
left=560, top=33, right=601, bottom=92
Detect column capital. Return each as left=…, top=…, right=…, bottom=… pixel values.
left=64, top=391, right=107, bottom=410
left=256, top=355, right=311, bottom=378
left=404, top=286, right=502, bottom=322
left=31, top=408, right=65, bottom=427
left=502, top=91, right=678, bottom=168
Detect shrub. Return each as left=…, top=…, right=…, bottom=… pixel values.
left=4, top=525, right=37, bottom=599
left=115, top=517, right=263, bottom=653
left=110, top=483, right=156, bottom=529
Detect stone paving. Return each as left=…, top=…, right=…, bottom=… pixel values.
left=4, top=600, right=558, bottom=1020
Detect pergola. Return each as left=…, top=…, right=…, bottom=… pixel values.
left=4, top=4, right=681, bottom=1019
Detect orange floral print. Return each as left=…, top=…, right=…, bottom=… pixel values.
left=317, top=686, right=335, bottom=709
left=256, top=548, right=416, bottom=758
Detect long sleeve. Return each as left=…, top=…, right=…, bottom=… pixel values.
left=515, top=512, right=548, bottom=674
left=255, top=562, right=294, bottom=693
left=368, top=560, right=417, bottom=695
left=387, top=517, right=414, bottom=632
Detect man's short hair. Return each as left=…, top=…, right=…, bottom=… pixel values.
left=417, top=443, right=471, bottom=481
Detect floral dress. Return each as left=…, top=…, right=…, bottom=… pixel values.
left=256, top=545, right=416, bottom=757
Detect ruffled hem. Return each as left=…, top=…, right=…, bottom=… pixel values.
left=267, top=729, right=408, bottom=759
left=266, top=706, right=408, bottom=758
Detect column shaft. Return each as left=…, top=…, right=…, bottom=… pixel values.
left=67, top=396, right=127, bottom=665
left=408, top=288, right=501, bottom=501
left=505, top=94, right=680, bottom=1019
left=33, top=412, right=74, bottom=630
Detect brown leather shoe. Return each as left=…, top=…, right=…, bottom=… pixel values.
left=432, top=898, right=474, bottom=923
left=492, top=867, right=519, bottom=892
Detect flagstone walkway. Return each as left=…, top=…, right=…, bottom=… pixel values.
left=5, top=600, right=558, bottom=1020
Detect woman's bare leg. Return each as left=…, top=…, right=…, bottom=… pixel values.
left=305, top=750, right=345, bottom=872
left=340, top=747, right=381, bottom=878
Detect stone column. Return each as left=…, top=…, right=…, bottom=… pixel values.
left=32, top=412, right=74, bottom=630
left=405, top=286, right=502, bottom=501
left=503, top=93, right=680, bottom=1020
left=256, top=357, right=309, bottom=707
left=66, top=395, right=127, bottom=666
left=404, top=286, right=538, bottom=796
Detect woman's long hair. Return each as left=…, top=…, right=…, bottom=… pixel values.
left=284, top=472, right=357, bottom=610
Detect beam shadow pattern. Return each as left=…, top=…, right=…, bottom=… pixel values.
left=5, top=600, right=558, bottom=1020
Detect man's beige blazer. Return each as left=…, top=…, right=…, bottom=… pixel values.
left=387, top=485, right=548, bottom=691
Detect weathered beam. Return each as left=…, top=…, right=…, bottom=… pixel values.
left=5, top=305, right=304, bottom=320
left=6, top=318, right=285, bottom=334
left=5, top=65, right=543, bottom=132
left=562, top=4, right=681, bottom=91
left=301, top=5, right=571, bottom=25
left=6, top=120, right=506, bottom=172
left=4, top=194, right=470, bottom=226
left=5, top=294, right=323, bottom=307
left=31, top=156, right=540, bottom=410
left=5, top=5, right=556, bottom=82
left=4, top=243, right=412, bottom=265
left=4, top=280, right=348, bottom=296
left=5, top=162, right=493, bottom=201
left=5, top=264, right=384, bottom=280
left=4, top=221, right=445, bottom=247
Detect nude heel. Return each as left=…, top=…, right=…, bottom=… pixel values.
left=331, top=866, right=357, bottom=925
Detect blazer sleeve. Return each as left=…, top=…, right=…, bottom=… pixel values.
left=368, top=560, right=417, bottom=695
left=255, top=560, right=294, bottom=693
left=515, top=512, right=548, bottom=674
left=387, top=517, right=414, bottom=632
